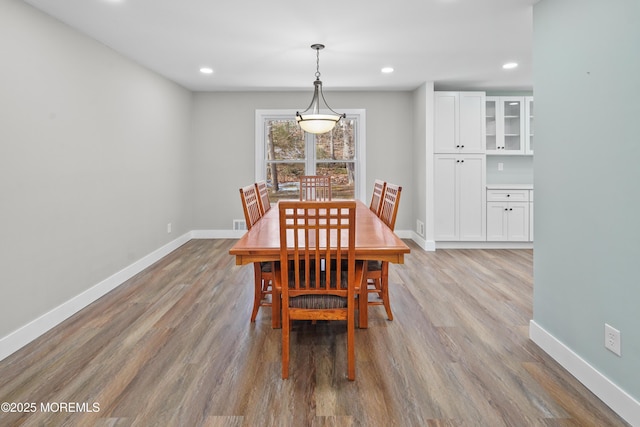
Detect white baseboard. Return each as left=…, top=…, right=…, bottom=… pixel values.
left=0, top=232, right=192, bottom=362
left=191, top=229, right=246, bottom=239
left=529, top=320, right=640, bottom=426
left=436, top=241, right=534, bottom=249
left=406, top=232, right=435, bottom=251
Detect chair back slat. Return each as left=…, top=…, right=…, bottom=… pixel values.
left=239, top=184, right=262, bottom=230
left=378, top=183, right=402, bottom=231
left=299, top=175, right=332, bottom=201
left=255, top=180, right=271, bottom=215
left=369, top=179, right=386, bottom=215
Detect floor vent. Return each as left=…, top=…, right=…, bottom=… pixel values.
left=233, top=219, right=247, bottom=231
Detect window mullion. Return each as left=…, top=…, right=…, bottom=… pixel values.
left=306, top=132, right=316, bottom=175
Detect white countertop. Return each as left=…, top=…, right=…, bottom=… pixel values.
left=486, top=184, right=534, bottom=190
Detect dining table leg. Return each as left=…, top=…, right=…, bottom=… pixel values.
left=359, top=268, right=368, bottom=329
left=272, top=285, right=281, bottom=329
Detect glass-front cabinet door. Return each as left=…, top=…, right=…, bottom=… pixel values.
left=486, top=96, right=525, bottom=154
left=525, top=96, right=534, bottom=154
left=485, top=98, right=497, bottom=151
left=501, top=97, right=524, bottom=153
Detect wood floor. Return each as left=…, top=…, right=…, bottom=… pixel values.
left=0, top=239, right=629, bottom=426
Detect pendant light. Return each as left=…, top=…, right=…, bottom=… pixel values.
left=296, top=44, right=346, bottom=134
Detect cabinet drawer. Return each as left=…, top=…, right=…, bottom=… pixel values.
left=487, top=189, right=529, bottom=202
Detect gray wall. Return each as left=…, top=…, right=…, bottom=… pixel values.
left=533, top=0, right=640, bottom=400
left=191, top=91, right=415, bottom=231
left=0, top=1, right=194, bottom=338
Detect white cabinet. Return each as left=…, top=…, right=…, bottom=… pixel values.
left=486, top=96, right=525, bottom=154
left=435, top=92, right=486, bottom=153
left=525, top=96, right=534, bottom=154
left=486, top=189, right=530, bottom=241
left=435, top=154, right=486, bottom=241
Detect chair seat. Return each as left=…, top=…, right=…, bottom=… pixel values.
left=367, top=260, right=382, bottom=271
left=289, top=294, right=348, bottom=309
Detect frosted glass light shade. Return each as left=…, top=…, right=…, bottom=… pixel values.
left=296, top=113, right=340, bottom=134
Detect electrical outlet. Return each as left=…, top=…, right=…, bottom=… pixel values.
left=416, top=220, right=425, bottom=237
left=498, top=162, right=504, bottom=171
left=167, top=223, right=172, bottom=234
left=604, top=323, right=621, bottom=356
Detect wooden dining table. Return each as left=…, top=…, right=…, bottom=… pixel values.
left=229, top=199, right=411, bottom=328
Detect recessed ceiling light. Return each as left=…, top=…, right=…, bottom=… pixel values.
left=502, top=62, right=518, bottom=70
left=200, top=67, right=214, bottom=75
left=381, top=67, right=394, bottom=74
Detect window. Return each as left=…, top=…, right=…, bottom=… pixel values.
left=255, top=110, right=366, bottom=202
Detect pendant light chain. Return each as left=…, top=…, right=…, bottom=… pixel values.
left=315, top=47, right=321, bottom=80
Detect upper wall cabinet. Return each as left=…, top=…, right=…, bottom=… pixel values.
left=486, top=96, right=528, bottom=155
left=435, top=92, right=486, bottom=153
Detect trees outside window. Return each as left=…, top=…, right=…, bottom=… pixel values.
left=256, top=110, right=365, bottom=202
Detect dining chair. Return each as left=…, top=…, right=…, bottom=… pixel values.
left=255, top=180, right=271, bottom=216
left=365, top=183, right=402, bottom=321
left=369, top=179, right=386, bottom=216
left=275, top=201, right=364, bottom=381
left=239, top=184, right=273, bottom=322
left=379, top=183, right=402, bottom=230
left=299, top=175, right=332, bottom=201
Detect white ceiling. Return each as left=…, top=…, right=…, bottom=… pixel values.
left=22, top=0, right=536, bottom=92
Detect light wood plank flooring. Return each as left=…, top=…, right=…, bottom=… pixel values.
left=0, top=239, right=630, bottom=426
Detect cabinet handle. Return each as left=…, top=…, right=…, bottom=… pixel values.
left=509, top=208, right=513, bottom=211
left=507, top=194, right=510, bottom=197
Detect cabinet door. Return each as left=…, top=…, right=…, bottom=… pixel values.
left=525, top=96, right=534, bottom=154
left=507, top=202, right=529, bottom=241
left=434, top=155, right=458, bottom=240
left=458, top=155, right=486, bottom=240
left=486, top=202, right=507, bottom=241
left=435, top=92, right=485, bottom=153
left=487, top=202, right=529, bottom=241
left=501, top=97, right=525, bottom=154
left=486, top=96, right=526, bottom=154
left=459, top=92, right=486, bottom=153
left=434, top=92, right=458, bottom=153
left=485, top=97, right=498, bottom=152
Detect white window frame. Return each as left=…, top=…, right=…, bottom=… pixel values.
left=255, top=109, right=366, bottom=201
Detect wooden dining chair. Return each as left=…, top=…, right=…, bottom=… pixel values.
left=369, top=179, right=386, bottom=216
left=275, top=201, right=364, bottom=381
left=255, top=180, right=271, bottom=216
left=365, top=183, right=402, bottom=321
left=239, top=184, right=273, bottom=322
left=299, top=175, right=332, bottom=201
left=378, top=183, right=402, bottom=231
